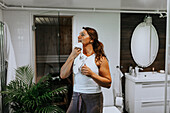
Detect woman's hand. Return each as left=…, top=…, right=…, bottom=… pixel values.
left=80, top=57, right=112, bottom=88
left=81, top=64, right=94, bottom=77
left=70, top=47, right=81, bottom=59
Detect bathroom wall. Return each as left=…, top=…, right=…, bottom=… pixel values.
left=3, top=11, right=32, bottom=67
left=0, top=9, right=3, bottom=21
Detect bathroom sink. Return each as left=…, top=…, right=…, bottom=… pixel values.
left=125, top=72, right=169, bottom=82
left=137, top=72, right=165, bottom=78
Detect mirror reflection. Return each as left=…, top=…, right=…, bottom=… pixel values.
left=131, top=15, right=159, bottom=67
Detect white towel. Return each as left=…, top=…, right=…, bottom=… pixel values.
left=117, top=68, right=124, bottom=78
left=4, top=22, right=17, bottom=85
left=113, top=67, right=124, bottom=113
left=114, top=67, right=124, bottom=97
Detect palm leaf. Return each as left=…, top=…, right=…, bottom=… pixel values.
left=35, top=105, right=65, bottom=113
left=16, top=65, right=34, bottom=86
left=0, top=65, right=68, bottom=113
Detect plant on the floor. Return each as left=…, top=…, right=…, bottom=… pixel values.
left=1, top=65, right=67, bottom=113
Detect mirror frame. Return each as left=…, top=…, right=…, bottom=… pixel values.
left=131, top=22, right=159, bottom=67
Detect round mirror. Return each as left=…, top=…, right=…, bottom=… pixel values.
left=131, top=16, right=159, bottom=67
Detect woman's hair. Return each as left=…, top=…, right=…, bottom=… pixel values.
left=82, top=27, right=106, bottom=62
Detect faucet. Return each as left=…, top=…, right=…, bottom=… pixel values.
left=134, top=66, right=143, bottom=77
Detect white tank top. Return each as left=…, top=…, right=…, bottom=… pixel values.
left=73, top=53, right=101, bottom=93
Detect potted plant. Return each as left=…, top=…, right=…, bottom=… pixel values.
left=1, top=65, right=68, bottom=113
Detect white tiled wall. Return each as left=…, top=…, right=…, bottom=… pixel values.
left=3, top=11, right=31, bottom=67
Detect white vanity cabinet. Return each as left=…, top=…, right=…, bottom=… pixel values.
left=125, top=73, right=170, bottom=113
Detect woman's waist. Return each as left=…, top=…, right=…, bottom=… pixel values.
left=73, top=84, right=101, bottom=93
left=74, top=76, right=97, bottom=85
left=72, top=91, right=102, bottom=96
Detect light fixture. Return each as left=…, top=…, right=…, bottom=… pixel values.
left=144, top=15, right=152, bottom=25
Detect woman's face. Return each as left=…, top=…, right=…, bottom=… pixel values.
left=78, top=30, right=92, bottom=45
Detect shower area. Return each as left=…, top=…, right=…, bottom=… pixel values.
left=34, top=15, right=72, bottom=81
left=34, top=15, right=73, bottom=109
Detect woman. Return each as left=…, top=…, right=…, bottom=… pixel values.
left=60, top=27, right=112, bottom=113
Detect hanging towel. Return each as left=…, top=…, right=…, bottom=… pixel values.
left=113, top=66, right=124, bottom=112
left=113, top=66, right=124, bottom=97
left=3, top=22, right=17, bottom=85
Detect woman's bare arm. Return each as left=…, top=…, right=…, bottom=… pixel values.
left=60, top=48, right=81, bottom=79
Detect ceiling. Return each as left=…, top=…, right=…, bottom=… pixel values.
left=0, top=0, right=167, bottom=11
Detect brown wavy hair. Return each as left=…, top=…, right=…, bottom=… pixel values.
left=82, top=27, right=106, bottom=62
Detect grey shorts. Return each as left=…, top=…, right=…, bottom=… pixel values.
left=67, top=92, right=103, bottom=113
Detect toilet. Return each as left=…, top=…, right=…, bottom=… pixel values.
left=102, top=87, right=121, bottom=113
left=103, top=106, right=121, bottom=113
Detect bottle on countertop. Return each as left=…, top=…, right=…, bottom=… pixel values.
left=129, top=64, right=133, bottom=75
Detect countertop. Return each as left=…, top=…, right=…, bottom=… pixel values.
left=125, top=72, right=170, bottom=82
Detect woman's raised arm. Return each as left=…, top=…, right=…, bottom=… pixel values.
left=60, top=48, right=81, bottom=79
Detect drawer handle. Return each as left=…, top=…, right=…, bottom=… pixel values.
left=142, top=84, right=164, bottom=88
left=141, top=101, right=169, bottom=107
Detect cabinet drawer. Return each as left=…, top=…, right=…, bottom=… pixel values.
left=134, top=100, right=169, bottom=113
left=135, top=82, right=170, bottom=100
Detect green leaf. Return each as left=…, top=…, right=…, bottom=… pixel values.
left=0, top=65, right=67, bottom=113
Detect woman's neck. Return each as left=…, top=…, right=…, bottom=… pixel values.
left=83, top=44, right=94, bottom=56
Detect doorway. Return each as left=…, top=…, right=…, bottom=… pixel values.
left=34, top=15, right=73, bottom=110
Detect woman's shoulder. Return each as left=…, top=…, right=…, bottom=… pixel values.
left=95, top=56, right=108, bottom=67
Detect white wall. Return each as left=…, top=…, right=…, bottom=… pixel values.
left=3, top=11, right=32, bottom=67
left=0, top=9, right=3, bottom=21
